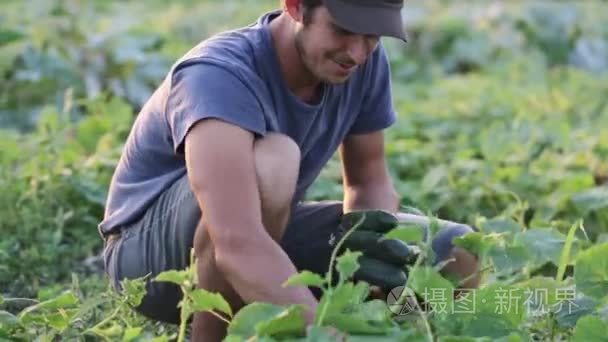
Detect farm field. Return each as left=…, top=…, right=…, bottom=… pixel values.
left=1, top=0, right=608, bottom=340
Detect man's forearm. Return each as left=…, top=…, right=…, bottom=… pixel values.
left=343, top=181, right=400, bottom=213
left=210, top=232, right=319, bottom=323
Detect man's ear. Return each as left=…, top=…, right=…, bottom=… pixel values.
left=284, top=0, right=304, bottom=23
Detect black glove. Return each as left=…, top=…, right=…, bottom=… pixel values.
left=333, top=210, right=421, bottom=292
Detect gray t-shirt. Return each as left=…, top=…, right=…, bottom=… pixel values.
left=98, top=10, right=397, bottom=235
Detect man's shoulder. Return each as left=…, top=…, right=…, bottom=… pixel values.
left=186, top=29, right=261, bottom=64
left=360, top=43, right=391, bottom=79
left=168, top=16, right=273, bottom=83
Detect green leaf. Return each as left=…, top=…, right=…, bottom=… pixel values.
left=93, top=322, right=123, bottom=338
left=500, top=333, right=526, bottom=342
left=336, top=250, right=362, bottom=282
left=554, top=294, right=598, bottom=328
left=409, top=266, right=454, bottom=294
left=439, top=333, right=524, bottom=342
left=453, top=232, right=500, bottom=257
left=227, top=303, right=288, bottom=338
left=575, top=243, right=608, bottom=299
left=123, top=327, right=143, bottom=342
left=488, top=244, right=529, bottom=275
left=408, top=266, right=454, bottom=316
left=459, top=284, right=525, bottom=338
left=349, top=328, right=426, bottom=341
left=323, top=300, right=395, bottom=334
left=46, top=310, right=77, bottom=331
left=439, top=337, right=492, bottom=342
left=316, top=282, right=369, bottom=325
left=18, top=291, right=79, bottom=325
left=480, top=218, right=521, bottom=237
left=0, top=29, right=25, bottom=46
left=384, top=225, right=424, bottom=243
left=514, top=228, right=566, bottom=267
left=154, top=269, right=191, bottom=286
left=190, top=289, right=233, bottom=317
left=515, top=277, right=561, bottom=312
left=453, top=232, right=484, bottom=255
left=0, top=311, right=19, bottom=328
left=255, top=304, right=307, bottom=338
left=571, top=186, right=608, bottom=215
left=572, top=315, right=608, bottom=342
left=121, top=276, right=147, bottom=307
left=151, top=335, right=173, bottom=342
left=304, top=326, right=342, bottom=342
left=599, top=303, right=608, bottom=320
left=283, top=270, right=326, bottom=289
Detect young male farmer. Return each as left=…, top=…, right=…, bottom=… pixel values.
left=99, top=0, right=480, bottom=340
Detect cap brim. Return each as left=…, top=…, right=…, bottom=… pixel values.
left=324, top=0, right=407, bottom=42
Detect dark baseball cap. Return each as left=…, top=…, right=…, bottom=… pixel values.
left=324, top=0, right=407, bottom=42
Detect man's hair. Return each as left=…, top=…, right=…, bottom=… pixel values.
left=301, top=0, right=323, bottom=24
left=301, top=0, right=322, bottom=9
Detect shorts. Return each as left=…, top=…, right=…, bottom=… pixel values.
left=103, top=174, right=473, bottom=324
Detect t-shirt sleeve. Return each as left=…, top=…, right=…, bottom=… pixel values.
left=347, top=44, right=398, bottom=135
left=165, top=60, right=266, bottom=153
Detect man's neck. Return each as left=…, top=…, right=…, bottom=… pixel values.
left=268, top=13, right=323, bottom=104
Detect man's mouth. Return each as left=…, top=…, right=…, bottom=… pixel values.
left=333, top=60, right=356, bottom=72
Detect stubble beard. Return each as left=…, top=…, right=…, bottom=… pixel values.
left=294, top=27, right=350, bottom=85
left=295, top=29, right=341, bottom=85
left=294, top=30, right=319, bottom=82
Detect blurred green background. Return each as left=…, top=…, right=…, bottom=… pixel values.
left=1, top=0, right=607, bottom=332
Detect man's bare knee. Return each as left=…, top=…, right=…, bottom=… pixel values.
left=253, top=133, right=300, bottom=239
left=433, top=225, right=481, bottom=290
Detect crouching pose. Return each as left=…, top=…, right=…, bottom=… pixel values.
left=99, top=0, right=480, bottom=340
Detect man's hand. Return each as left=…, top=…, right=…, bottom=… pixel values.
left=334, top=210, right=421, bottom=292
left=340, top=210, right=482, bottom=296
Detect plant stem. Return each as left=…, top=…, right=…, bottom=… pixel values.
left=177, top=286, right=189, bottom=342
left=556, top=220, right=582, bottom=283
left=209, top=310, right=231, bottom=324
left=396, top=214, right=433, bottom=308
left=1, top=297, right=40, bottom=305
left=457, top=265, right=492, bottom=287
left=414, top=298, right=434, bottom=342
left=315, top=288, right=332, bottom=328
left=395, top=251, right=425, bottom=309
left=316, top=214, right=366, bottom=326
left=86, top=298, right=126, bottom=335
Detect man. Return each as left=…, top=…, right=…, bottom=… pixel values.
left=100, top=0, right=480, bottom=340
